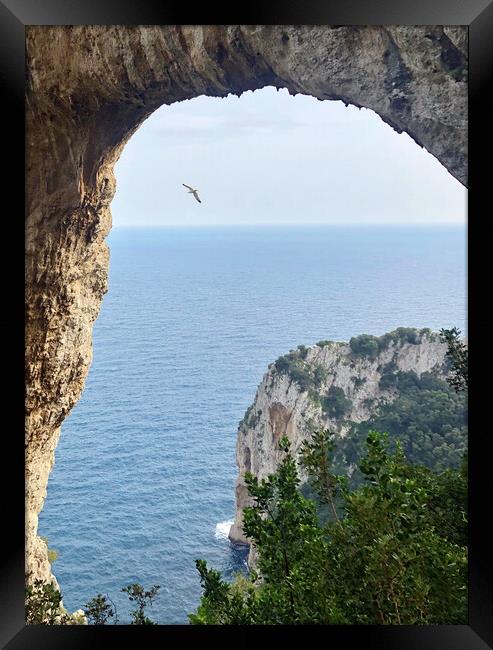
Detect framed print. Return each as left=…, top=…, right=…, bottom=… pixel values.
left=3, top=0, right=492, bottom=646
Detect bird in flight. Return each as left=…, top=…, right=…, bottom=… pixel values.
left=182, top=184, right=202, bottom=203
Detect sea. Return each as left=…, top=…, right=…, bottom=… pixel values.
left=38, top=225, right=466, bottom=624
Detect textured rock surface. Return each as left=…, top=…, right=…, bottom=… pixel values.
left=25, top=26, right=467, bottom=587
left=229, top=330, right=450, bottom=545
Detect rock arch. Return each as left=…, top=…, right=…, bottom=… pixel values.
left=25, top=25, right=467, bottom=584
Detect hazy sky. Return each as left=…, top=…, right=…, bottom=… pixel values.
left=112, top=86, right=467, bottom=227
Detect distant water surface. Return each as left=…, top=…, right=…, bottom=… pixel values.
left=39, top=225, right=466, bottom=623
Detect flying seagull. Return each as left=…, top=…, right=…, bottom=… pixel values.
left=182, top=184, right=202, bottom=203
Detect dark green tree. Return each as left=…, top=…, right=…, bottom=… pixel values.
left=84, top=593, right=118, bottom=625
left=299, top=429, right=346, bottom=522
left=122, top=583, right=160, bottom=625
left=440, top=327, right=468, bottom=392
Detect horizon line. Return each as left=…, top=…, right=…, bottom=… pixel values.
left=110, top=221, right=466, bottom=229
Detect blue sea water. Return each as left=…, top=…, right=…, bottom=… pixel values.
left=39, top=225, right=466, bottom=624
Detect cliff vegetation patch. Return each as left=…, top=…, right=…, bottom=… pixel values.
left=335, top=370, right=467, bottom=482
left=349, top=327, right=433, bottom=360
left=274, top=346, right=327, bottom=394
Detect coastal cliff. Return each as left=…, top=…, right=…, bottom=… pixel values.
left=229, top=328, right=454, bottom=545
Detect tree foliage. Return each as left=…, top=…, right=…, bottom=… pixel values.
left=25, top=580, right=70, bottom=625
left=338, top=371, right=467, bottom=480
left=274, top=348, right=327, bottom=393
left=190, top=431, right=467, bottom=625
left=440, top=327, right=468, bottom=392
left=349, top=328, right=432, bottom=360
left=84, top=593, right=118, bottom=625
left=320, top=386, right=352, bottom=420
left=122, top=583, right=160, bottom=625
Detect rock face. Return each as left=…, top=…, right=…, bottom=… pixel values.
left=229, top=329, right=449, bottom=545
left=25, top=26, right=467, bottom=587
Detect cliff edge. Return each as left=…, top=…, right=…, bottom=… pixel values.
left=229, top=328, right=455, bottom=545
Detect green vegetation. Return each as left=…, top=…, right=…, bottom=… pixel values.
left=121, top=583, right=161, bottom=625
left=40, top=536, right=58, bottom=564
left=296, top=344, right=309, bottom=359
left=320, top=386, right=352, bottom=420
left=84, top=583, right=160, bottom=625
left=349, top=327, right=433, bottom=360
left=239, top=404, right=262, bottom=429
left=190, top=325, right=467, bottom=625
left=190, top=431, right=467, bottom=624
left=84, top=594, right=118, bottom=625
left=26, top=580, right=160, bottom=625
left=440, top=327, right=468, bottom=392
left=274, top=347, right=327, bottom=393
left=25, top=580, right=71, bottom=625
left=349, top=333, right=380, bottom=359
left=337, top=371, right=467, bottom=481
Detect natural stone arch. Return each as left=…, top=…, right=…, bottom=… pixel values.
left=25, top=24, right=467, bottom=585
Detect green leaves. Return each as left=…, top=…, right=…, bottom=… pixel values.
left=191, top=429, right=467, bottom=625
left=84, top=593, right=117, bottom=625
left=439, top=327, right=468, bottom=392
left=25, top=580, right=70, bottom=625
left=345, top=370, right=467, bottom=477
left=121, top=583, right=160, bottom=624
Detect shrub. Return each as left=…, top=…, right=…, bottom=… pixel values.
left=84, top=594, right=117, bottom=625
left=240, top=405, right=262, bottom=429
left=321, top=386, right=352, bottom=420
left=25, top=580, right=70, bottom=625
left=122, top=583, right=160, bottom=625
left=313, top=364, right=328, bottom=387
left=297, top=345, right=309, bottom=359
left=349, top=334, right=380, bottom=360
left=40, top=536, right=58, bottom=564
left=346, top=371, right=467, bottom=473
left=379, top=372, right=397, bottom=391
left=351, top=328, right=432, bottom=358
left=274, top=349, right=326, bottom=393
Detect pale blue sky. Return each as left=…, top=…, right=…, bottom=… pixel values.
left=112, top=86, right=467, bottom=227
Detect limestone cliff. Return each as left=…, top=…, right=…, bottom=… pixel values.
left=229, top=328, right=451, bottom=545
left=26, top=26, right=467, bottom=588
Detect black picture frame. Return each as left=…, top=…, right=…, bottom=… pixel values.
left=4, top=0, right=492, bottom=647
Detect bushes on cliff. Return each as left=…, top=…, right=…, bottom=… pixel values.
left=26, top=580, right=161, bottom=625
left=350, top=328, right=433, bottom=360
left=349, top=333, right=380, bottom=359
left=40, top=536, right=59, bottom=564
left=190, top=430, right=467, bottom=625
left=25, top=580, right=71, bottom=625
left=320, top=386, right=352, bottom=420
left=274, top=348, right=326, bottom=393
left=341, top=370, right=467, bottom=478
left=25, top=580, right=87, bottom=625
